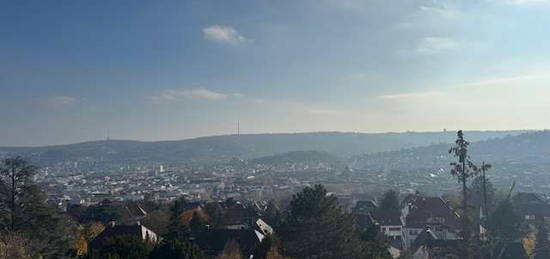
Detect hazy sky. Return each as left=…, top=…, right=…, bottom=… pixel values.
left=2, top=0, right=550, bottom=146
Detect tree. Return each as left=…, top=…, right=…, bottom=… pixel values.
left=378, top=190, right=400, bottom=215
left=88, top=235, right=153, bottom=259
left=0, top=232, right=32, bottom=259
left=189, top=212, right=207, bottom=236
left=0, top=156, right=37, bottom=231
left=203, top=202, right=223, bottom=228
left=534, top=221, right=550, bottom=259
left=164, top=197, right=191, bottom=242
left=449, top=130, right=479, bottom=258
left=489, top=200, right=523, bottom=242
left=279, top=185, right=377, bottom=259
left=149, top=240, right=204, bottom=259
left=0, top=157, right=76, bottom=258
left=360, top=223, right=390, bottom=259
left=215, top=240, right=242, bottom=259
left=252, top=234, right=274, bottom=259
left=470, top=175, right=496, bottom=225
left=263, top=200, right=281, bottom=228
left=73, top=222, right=106, bottom=257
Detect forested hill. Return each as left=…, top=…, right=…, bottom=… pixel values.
left=352, top=130, right=550, bottom=171
left=0, top=131, right=526, bottom=166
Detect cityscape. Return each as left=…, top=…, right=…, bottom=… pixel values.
left=3, top=0, right=550, bottom=258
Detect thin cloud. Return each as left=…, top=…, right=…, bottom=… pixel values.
left=416, top=37, right=459, bottom=54
left=503, top=0, right=550, bottom=5
left=202, top=25, right=246, bottom=45
left=458, top=74, right=549, bottom=88
left=379, top=91, right=445, bottom=100
left=150, top=88, right=241, bottom=104
left=47, top=95, right=77, bottom=107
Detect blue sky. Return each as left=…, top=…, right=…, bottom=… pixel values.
left=2, top=0, right=550, bottom=146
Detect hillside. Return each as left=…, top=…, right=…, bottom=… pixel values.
left=354, top=130, right=550, bottom=169
left=352, top=131, right=550, bottom=192
left=251, top=150, right=342, bottom=167
left=0, top=130, right=526, bottom=166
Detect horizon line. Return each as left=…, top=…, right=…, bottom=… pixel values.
left=0, top=128, right=540, bottom=148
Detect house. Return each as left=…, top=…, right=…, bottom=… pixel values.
left=402, top=197, right=460, bottom=249
left=122, top=203, right=148, bottom=221
left=194, top=218, right=273, bottom=258
left=218, top=201, right=256, bottom=230
left=371, top=210, right=403, bottom=241
left=89, top=222, right=158, bottom=250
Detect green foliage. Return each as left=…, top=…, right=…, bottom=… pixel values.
left=489, top=200, right=523, bottom=242
left=88, top=235, right=153, bottom=259
left=0, top=157, right=76, bottom=258
left=164, top=196, right=191, bottom=242
left=189, top=212, right=207, bottom=236
left=470, top=175, right=496, bottom=223
left=203, top=202, right=223, bottom=227
left=149, top=240, right=204, bottom=259
left=252, top=235, right=274, bottom=259
left=279, top=184, right=388, bottom=259
left=378, top=190, right=400, bottom=215
left=360, top=223, right=391, bottom=259
left=535, top=222, right=550, bottom=259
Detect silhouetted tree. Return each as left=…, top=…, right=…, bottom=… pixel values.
left=279, top=185, right=385, bottom=259
left=535, top=221, right=550, bottom=259
left=360, top=223, right=390, bottom=259
left=378, top=190, right=400, bottom=215
left=149, top=239, right=204, bottom=259
left=489, top=200, right=523, bottom=242
left=0, top=157, right=76, bottom=258
left=263, top=200, right=281, bottom=228
left=449, top=130, right=479, bottom=258
left=216, top=240, right=242, bottom=259
left=165, top=197, right=191, bottom=242
left=0, top=156, right=37, bottom=231
left=88, top=235, right=153, bottom=259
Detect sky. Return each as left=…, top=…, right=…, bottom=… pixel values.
left=2, top=0, right=550, bottom=146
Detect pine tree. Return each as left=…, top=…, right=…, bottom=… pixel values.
left=279, top=185, right=387, bottom=259
left=0, top=157, right=76, bottom=258
left=378, top=190, right=400, bottom=215
left=149, top=239, right=204, bottom=259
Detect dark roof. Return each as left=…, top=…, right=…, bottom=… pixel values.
left=124, top=203, right=147, bottom=218
left=405, top=197, right=459, bottom=229
left=195, top=229, right=259, bottom=256
left=371, top=210, right=402, bottom=226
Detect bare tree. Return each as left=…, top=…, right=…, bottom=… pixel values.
left=0, top=156, right=37, bottom=231
left=449, top=130, right=479, bottom=259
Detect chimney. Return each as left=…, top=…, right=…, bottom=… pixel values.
left=109, top=221, right=116, bottom=228
left=136, top=221, right=141, bottom=226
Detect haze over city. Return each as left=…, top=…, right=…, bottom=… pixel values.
left=3, top=0, right=550, bottom=146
